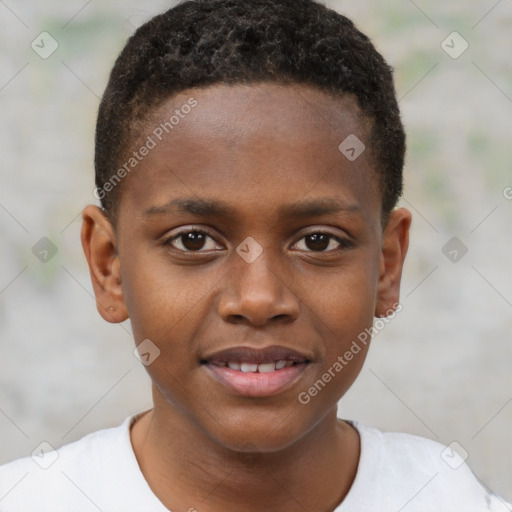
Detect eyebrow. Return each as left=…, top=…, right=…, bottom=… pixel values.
left=143, top=196, right=361, bottom=218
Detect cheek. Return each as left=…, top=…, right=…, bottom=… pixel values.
left=120, top=249, right=213, bottom=345
left=305, top=254, right=378, bottom=380
left=306, top=255, right=378, bottom=333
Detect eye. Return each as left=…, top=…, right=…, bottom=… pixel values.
left=165, top=230, right=222, bottom=252
left=292, top=232, right=353, bottom=252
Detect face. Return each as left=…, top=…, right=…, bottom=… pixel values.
left=82, top=83, right=411, bottom=453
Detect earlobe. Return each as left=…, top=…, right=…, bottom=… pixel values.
left=375, top=207, right=412, bottom=318
left=81, top=205, right=129, bottom=323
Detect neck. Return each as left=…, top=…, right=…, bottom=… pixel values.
left=131, top=389, right=360, bottom=512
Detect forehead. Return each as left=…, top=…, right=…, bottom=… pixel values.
left=120, top=82, right=380, bottom=223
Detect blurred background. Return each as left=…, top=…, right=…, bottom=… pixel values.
left=1, top=0, right=511, bottom=503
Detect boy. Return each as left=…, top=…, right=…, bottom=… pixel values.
left=0, top=0, right=510, bottom=510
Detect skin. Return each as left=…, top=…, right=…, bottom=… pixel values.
left=81, top=83, right=411, bottom=512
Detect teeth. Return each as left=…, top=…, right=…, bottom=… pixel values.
left=215, top=359, right=302, bottom=373
left=240, top=363, right=258, bottom=372
left=219, top=360, right=299, bottom=372
left=258, top=362, right=276, bottom=373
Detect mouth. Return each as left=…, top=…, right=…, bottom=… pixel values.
left=200, top=345, right=312, bottom=397
left=210, top=360, right=298, bottom=373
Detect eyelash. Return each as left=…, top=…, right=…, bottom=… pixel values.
left=163, top=229, right=354, bottom=254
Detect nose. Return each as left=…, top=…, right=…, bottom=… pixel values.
left=218, top=248, right=300, bottom=327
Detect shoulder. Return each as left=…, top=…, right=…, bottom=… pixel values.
left=0, top=416, right=135, bottom=512
left=342, top=421, right=511, bottom=511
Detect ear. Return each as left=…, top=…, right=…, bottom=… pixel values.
left=375, top=207, right=412, bottom=317
left=81, top=205, right=129, bottom=323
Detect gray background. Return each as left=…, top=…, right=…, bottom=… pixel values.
left=1, top=0, right=511, bottom=503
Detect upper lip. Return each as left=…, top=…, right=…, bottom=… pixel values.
left=201, top=345, right=311, bottom=365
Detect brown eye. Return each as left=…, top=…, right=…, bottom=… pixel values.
left=167, top=230, right=221, bottom=252
left=304, top=233, right=330, bottom=251
left=293, top=233, right=352, bottom=252
left=181, top=232, right=207, bottom=251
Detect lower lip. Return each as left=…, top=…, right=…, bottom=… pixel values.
left=204, top=363, right=309, bottom=397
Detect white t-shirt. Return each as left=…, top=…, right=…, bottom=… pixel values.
left=0, top=410, right=509, bottom=512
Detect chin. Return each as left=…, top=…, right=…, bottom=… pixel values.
left=200, top=409, right=318, bottom=454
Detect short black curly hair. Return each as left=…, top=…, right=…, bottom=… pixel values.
left=95, top=0, right=404, bottom=225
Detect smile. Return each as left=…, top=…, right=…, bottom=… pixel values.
left=201, top=345, right=312, bottom=397
left=203, top=362, right=309, bottom=397
left=213, top=360, right=296, bottom=372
